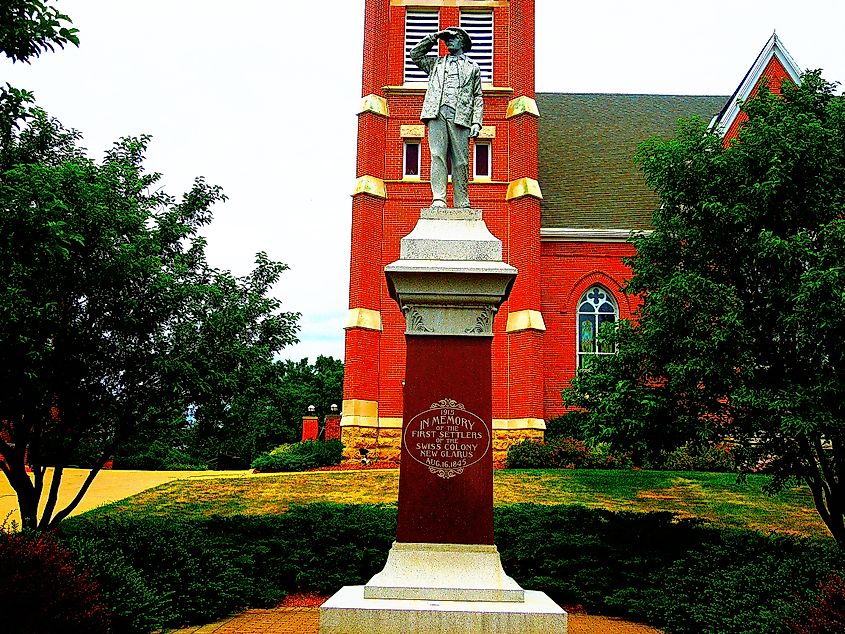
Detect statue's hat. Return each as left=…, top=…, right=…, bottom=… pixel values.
left=439, top=27, right=473, bottom=53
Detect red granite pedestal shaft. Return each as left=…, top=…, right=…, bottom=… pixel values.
left=396, top=335, right=494, bottom=545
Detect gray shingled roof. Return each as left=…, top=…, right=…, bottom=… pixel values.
left=537, top=93, right=728, bottom=230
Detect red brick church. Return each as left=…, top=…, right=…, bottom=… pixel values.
left=340, top=0, right=802, bottom=463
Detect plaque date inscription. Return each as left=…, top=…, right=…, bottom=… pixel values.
left=404, top=398, right=491, bottom=479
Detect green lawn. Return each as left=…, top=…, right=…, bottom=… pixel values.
left=97, top=468, right=827, bottom=538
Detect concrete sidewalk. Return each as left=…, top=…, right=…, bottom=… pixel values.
left=0, top=467, right=254, bottom=526
left=171, top=607, right=663, bottom=633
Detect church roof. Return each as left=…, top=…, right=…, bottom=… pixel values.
left=537, top=93, right=727, bottom=230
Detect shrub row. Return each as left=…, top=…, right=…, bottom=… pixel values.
left=58, top=503, right=394, bottom=632
left=505, top=437, right=632, bottom=469
left=544, top=412, right=738, bottom=473
left=50, top=503, right=845, bottom=633
left=648, top=442, right=737, bottom=473
left=251, top=439, right=343, bottom=472
left=495, top=505, right=843, bottom=633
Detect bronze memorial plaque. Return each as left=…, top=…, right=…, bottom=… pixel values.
left=404, top=397, right=491, bottom=479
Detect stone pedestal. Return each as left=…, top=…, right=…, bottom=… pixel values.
left=365, top=542, right=523, bottom=602
left=320, top=208, right=566, bottom=633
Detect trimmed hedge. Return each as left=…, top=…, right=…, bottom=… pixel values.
left=59, top=503, right=395, bottom=631
left=251, top=440, right=343, bottom=472
left=495, top=505, right=843, bottom=633
left=58, top=503, right=845, bottom=633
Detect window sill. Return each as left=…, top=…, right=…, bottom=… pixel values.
left=390, top=0, right=509, bottom=8
left=384, top=84, right=513, bottom=95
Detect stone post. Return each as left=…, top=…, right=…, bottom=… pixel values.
left=320, top=207, right=567, bottom=633
left=324, top=415, right=342, bottom=441
left=301, top=416, right=319, bottom=442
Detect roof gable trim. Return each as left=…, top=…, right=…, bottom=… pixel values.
left=711, top=33, right=802, bottom=135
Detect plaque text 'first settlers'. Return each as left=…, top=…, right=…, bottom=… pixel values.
left=404, top=398, right=491, bottom=479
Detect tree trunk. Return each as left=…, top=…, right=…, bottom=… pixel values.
left=800, top=436, right=845, bottom=543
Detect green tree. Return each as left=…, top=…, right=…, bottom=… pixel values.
left=274, top=355, right=344, bottom=431
left=0, top=0, right=79, bottom=63
left=0, top=92, right=299, bottom=530
left=565, top=71, right=845, bottom=541
left=178, top=355, right=343, bottom=464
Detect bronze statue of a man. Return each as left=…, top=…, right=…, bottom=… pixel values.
left=410, top=27, right=483, bottom=209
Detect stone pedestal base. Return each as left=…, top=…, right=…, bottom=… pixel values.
left=320, top=542, right=567, bottom=633
left=365, top=542, right=524, bottom=602
left=319, top=585, right=567, bottom=634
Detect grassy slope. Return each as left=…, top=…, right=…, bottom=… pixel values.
left=98, top=468, right=828, bottom=538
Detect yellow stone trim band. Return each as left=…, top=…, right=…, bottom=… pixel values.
left=342, top=399, right=378, bottom=419
left=344, top=308, right=382, bottom=331
left=359, top=94, right=389, bottom=117
left=492, top=418, right=547, bottom=431
left=506, top=177, right=543, bottom=201
left=400, top=124, right=425, bottom=138
left=506, top=96, right=540, bottom=119
left=340, top=413, right=403, bottom=430
left=352, top=175, right=387, bottom=199
left=477, top=125, right=496, bottom=139
left=506, top=309, right=546, bottom=333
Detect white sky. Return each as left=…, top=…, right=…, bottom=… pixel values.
left=1, top=1, right=843, bottom=363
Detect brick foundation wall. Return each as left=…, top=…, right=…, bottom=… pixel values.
left=341, top=424, right=542, bottom=467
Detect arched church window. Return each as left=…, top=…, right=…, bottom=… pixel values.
left=577, top=285, right=618, bottom=368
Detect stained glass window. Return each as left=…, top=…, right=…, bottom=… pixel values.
left=577, top=286, right=618, bottom=368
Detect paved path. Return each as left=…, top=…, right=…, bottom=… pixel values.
left=171, top=607, right=663, bottom=633
left=0, top=467, right=253, bottom=526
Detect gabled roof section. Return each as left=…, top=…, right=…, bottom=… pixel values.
left=711, top=33, right=802, bottom=141
left=537, top=93, right=727, bottom=231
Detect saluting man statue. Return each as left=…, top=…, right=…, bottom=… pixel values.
left=410, top=27, right=483, bottom=209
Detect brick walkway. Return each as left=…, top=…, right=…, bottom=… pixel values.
left=170, top=607, right=663, bottom=633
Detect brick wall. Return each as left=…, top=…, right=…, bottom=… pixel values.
left=539, top=240, right=640, bottom=420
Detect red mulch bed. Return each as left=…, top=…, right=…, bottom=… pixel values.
left=281, top=592, right=330, bottom=607
left=257, top=461, right=507, bottom=473
left=308, top=462, right=506, bottom=472
left=310, top=462, right=399, bottom=471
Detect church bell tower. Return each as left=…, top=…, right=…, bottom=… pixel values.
left=342, top=0, right=546, bottom=463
